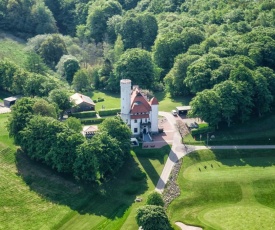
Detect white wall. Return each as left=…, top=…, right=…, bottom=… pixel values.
left=150, top=104, right=159, bottom=133
left=120, top=79, right=131, bottom=124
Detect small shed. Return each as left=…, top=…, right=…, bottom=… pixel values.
left=176, top=106, right=191, bottom=115
left=70, top=93, right=95, bottom=112
left=3, top=96, right=21, bottom=107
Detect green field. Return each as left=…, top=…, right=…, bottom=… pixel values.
left=168, top=149, right=275, bottom=230
left=0, top=33, right=27, bottom=67
left=0, top=113, right=169, bottom=230
left=89, top=90, right=190, bottom=113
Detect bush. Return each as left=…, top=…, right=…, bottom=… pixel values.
left=70, top=111, right=97, bottom=118
left=97, top=97, right=104, bottom=102
left=80, top=118, right=105, bottom=125
left=98, top=108, right=120, bottom=116
left=146, top=191, right=165, bottom=207
left=191, top=125, right=215, bottom=135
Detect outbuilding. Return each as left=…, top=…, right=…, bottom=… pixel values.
left=176, top=106, right=191, bottom=115
left=3, top=96, right=21, bottom=107
left=70, top=93, right=95, bottom=113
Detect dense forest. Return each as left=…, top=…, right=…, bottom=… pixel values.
left=1, top=0, right=275, bottom=128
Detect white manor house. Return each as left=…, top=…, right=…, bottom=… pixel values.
left=120, top=79, right=159, bottom=136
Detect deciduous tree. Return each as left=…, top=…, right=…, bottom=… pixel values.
left=136, top=205, right=171, bottom=230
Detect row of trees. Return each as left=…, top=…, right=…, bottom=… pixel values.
left=8, top=97, right=132, bottom=181
left=189, top=66, right=275, bottom=127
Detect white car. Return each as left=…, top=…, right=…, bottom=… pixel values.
left=171, top=110, right=177, bottom=116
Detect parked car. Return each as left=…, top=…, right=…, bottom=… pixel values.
left=171, top=110, right=177, bottom=116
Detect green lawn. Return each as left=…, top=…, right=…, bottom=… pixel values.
left=155, top=91, right=192, bottom=112
left=0, top=113, right=170, bottom=230
left=87, top=90, right=191, bottom=113
left=88, top=90, right=121, bottom=111
left=0, top=34, right=28, bottom=67
left=186, top=112, right=275, bottom=146
left=168, top=149, right=275, bottom=230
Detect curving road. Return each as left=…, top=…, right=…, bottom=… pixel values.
left=155, top=112, right=275, bottom=230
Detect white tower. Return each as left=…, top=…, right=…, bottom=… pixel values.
left=120, top=79, right=131, bottom=125
left=150, top=97, right=159, bottom=133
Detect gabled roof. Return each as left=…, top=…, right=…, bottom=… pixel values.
left=130, top=88, right=151, bottom=114
left=150, top=97, right=159, bottom=105
left=70, top=93, right=95, bottom=106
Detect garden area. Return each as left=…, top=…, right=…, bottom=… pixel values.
left=168, top=149, right=275, bottom=229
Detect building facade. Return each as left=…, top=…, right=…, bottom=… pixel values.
left=120, top=79, right=159, bottom=135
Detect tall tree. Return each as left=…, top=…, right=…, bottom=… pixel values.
left=115, top=48, right=155, bottom=89
left=153, top=33, right=185, bottom=76
left=91, top=131, right=124, bottom=179
left=73, top=141, right=99, bottom=182
left=38, top=34, right=68, bottom=69
left=213, top=80, right=240, bottom=127
left=100, top=116, right=132, bottom=155
left=49, top=89, right=73, bottom=119
left=8, top=97, right=36, bottom=144
left=189, top=89, right=222, bottom=128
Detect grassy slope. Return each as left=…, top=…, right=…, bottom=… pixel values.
left=0, top=32, right=28, bottom=67
left=168, top=149, right=275, bottom=229
left=0, top=113, right=169, bottom=230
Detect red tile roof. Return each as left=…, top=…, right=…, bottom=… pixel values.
left=150, top=97, right=159, bottom=105
left=130, top=88, right=151, bottom=114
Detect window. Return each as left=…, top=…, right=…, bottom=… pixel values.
left=134, top=128, right=138, bottom=133
left=145, top=118, right=147, bottom=123
left=134, top=119, right=137, bottom=123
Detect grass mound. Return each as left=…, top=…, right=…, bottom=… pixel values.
left=168, top=149, right=275, bottom=230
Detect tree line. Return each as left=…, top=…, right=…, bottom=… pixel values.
left=8, top=97, right=132, bottom=182
left=1, top=0, right=275, bottom=129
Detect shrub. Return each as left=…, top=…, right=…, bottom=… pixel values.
left=98, top=108, right=120, bottom=116
left=81, top=118, right=105, bottom=125
left=70, top=111, right=97, bottom=118
left=191, top=125, right=215, bottom=135
left=146, top=191, right=165, bottom=207
left=97, top=97, right=104, bottom=102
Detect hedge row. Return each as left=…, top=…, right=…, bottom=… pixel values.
left=93, top=97, right=104, bottom=103
left=191, top=125, right=215, bottom=135
left=98, top=108, right=120, bottom=116
left=69, top=111, right=97, bottom=118
left=80, top=118, right=105, bottom=125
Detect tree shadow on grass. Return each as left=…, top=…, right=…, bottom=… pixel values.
left=214, top=149, right=275, bottom=167
left=15, top=151, right=148, bottom=219
left=134, top=145, right=171, bottom=186
left=188, top=149, right=275, bottom=168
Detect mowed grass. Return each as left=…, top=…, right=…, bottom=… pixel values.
left=154, top=91, right=191, bottom=112
left=0, top=113, right=170, bottom=230
left=87, top=90, right=191, bottom=112
left=89, top=90, right=120, bottom=111
left=186, top=111, right=275, bottom=146
left=168, top=149, right=275, bottom=230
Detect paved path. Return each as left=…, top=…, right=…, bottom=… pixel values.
left=155, top=112, right=275, bottom=229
